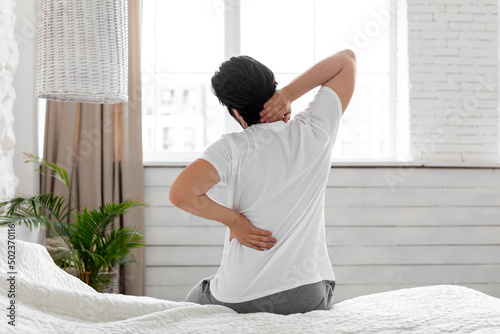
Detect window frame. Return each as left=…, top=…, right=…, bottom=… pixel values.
left=142, top=0, right=398, bottom=164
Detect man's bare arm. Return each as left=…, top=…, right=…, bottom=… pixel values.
left=260, top=49, right=357, bottom=123
left=169, top=159, right=276, bottom=251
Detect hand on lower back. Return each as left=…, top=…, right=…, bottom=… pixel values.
left=229, top=214, right=276, bottom=251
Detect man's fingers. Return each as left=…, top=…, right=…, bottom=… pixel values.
left=259, top=107, right=270, bottom=119
left=266, top=109, right=285, bottom=123
left=260, top=113, right=270, bottom=123
left=259, top=107, right=275, bottom=122
left=247, top=240, right=273, bottom=250
left=262, top=97, right=273, bottom=109
left=262, top=106, right=283, bottom=123
left=284, top=112, right=291, bottom=123
left=260, top=98, right=278, bottom=117
left=260, top=102, right=280, bottom=121
left=249, top=230, right=276, bottom=250
left=263, top=93, right=277, bottom=109
left=253, top=227, right=273, bottom=236
left=250, top=235, right=276, bottom=243
left=259, top=242, right=274, bottom=249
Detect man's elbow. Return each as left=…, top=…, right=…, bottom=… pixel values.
left=169, top=186, right=186, bottom=209
left=343, top=49, right=356, bottom=62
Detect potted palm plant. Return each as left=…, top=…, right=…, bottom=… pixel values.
left=0, top=153, right=146, bottom=293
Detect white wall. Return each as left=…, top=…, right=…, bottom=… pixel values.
left=396, top=0, right=410, bottom=159
left=10, top=0, right=41, bottom=243
left=404, top=1, right=499, bottom=162
left=12, top=0, right=37, bottom=195
left=0, top=0, right=19, bottom=240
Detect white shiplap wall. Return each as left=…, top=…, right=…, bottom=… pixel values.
left=143, top=166, right=500, bottom=303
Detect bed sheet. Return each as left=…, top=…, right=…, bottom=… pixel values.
left=1, top=238, right=500, bottom=333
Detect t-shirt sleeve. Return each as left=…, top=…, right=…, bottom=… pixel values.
left=295, top=86, right=343, bottom=138
left=199, top=135, right=232, bottom=185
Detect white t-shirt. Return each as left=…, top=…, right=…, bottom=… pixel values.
left=200, top=86, right=342, bottom=303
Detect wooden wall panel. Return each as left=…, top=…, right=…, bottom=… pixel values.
left=143, top=166, right=500, bottom=302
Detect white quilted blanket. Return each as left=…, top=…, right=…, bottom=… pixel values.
left=1, top=239, right=500, bottom=334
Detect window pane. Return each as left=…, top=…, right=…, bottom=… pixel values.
left=143, top=0, right=394, bottom=162
left=141, top=0, right=155, bottom=72
left=240, top=0, right=314, bottom=73
left=155, top=0, right=224, bottom=73
left=331, top=74, right=390, bottom=160
left=162, top=128, right=174, bottom=151
left=316, top=0, right=392, bottom=160
left=184, top=127, right=197, bottom=150
left=315, top=0, right=390, bottom=74
left=146, top=73, right=224, bottom=154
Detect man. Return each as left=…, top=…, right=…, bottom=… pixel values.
left=169, top=49, right=356, bottom=314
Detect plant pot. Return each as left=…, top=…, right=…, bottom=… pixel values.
left=100, top=269, right=119, bottom=294
left=81, top=268, right=119, bottom=294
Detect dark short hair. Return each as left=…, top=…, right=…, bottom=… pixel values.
left=211, top=56, right=277, bottom=126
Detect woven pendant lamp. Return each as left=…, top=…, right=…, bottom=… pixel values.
left=36, top=0, right=128, bottom=104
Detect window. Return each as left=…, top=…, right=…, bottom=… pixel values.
left=142, top=0, right=394, bottom=162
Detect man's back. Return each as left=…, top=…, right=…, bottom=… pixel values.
left=172, top=50, right=356, bottom=314
left=201, top=87, right=342, bottom=303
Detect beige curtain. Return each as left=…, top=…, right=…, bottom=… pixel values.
left=42, top=0, right=144, bottom=296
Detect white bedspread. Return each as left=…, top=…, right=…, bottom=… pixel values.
left=1, top=239, right=500, bottom=334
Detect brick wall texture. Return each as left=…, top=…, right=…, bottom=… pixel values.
left=401, top=0, right=499, bottom=162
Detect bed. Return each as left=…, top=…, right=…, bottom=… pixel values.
left=1, top=239, right=499, bottom=334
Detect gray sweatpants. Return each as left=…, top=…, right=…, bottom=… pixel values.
left=185, top=274, right=335, bottom=315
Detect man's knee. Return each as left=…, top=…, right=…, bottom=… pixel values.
left=184, top=276, right=216, bottom=304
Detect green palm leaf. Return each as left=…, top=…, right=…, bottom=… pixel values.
left=24, top=153, right=71, bottom=190
left=77, top=200, right=145, bottom=233
left=0, top=193, right=71, bottom=225
left=65, top=199, right=146, bottom=290
left=2, top=154, right=148, bottom=292
left=98, top=228, right=145, bottom=270
left=0, top=214, right=49, bottom=230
